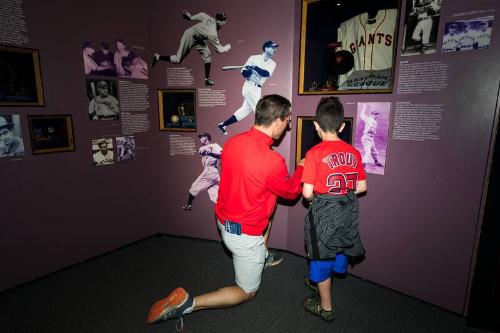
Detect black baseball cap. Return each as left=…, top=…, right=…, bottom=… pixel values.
left=262, top=40, right=279, bottom=51
left=198, top=132, right=211, bottom=141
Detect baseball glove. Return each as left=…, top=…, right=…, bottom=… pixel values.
left=182, top=10, right=192, bottom=20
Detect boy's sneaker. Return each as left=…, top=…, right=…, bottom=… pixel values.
left=264, top=250, right=283, bottom=268
left=217, top=123, right=227, bottom=135
left=303, top=274, right=319, bottom=294
left=147, top=287, right=193, bottom=324
left=303, top=294, right=335, bottom=322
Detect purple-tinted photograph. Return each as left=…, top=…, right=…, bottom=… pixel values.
left=355, top=102, right=391, bottom=175
left=442, top=16, right=494, bottom=53
left=116, top=136, right=135, bottom=163
left=82, top=39, right=148, bottom=79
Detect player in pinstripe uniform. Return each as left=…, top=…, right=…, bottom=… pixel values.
left=182, top=133, right=222, bottom=210
left=336, top=8, right=397, bottom=86
left=152, top=11, right=231, bottom=86
left=217, top=41, right=278, bottom=135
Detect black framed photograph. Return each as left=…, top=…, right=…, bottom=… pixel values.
left=298, top=0, right=401, bottom=94
left=401, top=0, right=442, bottom=56
left=85, top=78, right=120, bottom=120
left=0, top=45, right=45, bottom=106
left=158, top=89, right=196, bottom=131
left=28, top=115, right=75, bottom=154
left=296, top=116, right=353, bottom=164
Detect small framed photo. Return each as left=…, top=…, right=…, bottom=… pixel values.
left=85, top=78, right=120, bottom=120
left=158, top=89, right=196, bottom=131
left=116, top=136, right=135, bottom=163
left=92, top=137, right=114, bottom=166
left=296, top=116, right=353, bottom=164
left=0, top=114, right=25, bottom=158
left=28, top=115, right=75, bottom=154
left=0, top=45, right=45, bottom=106
left=298, top=0, right=401, bottom=94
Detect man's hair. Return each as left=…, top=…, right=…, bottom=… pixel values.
left=255, top=94, right=291, bottom=126
left=315, top=97, right=344, bottom=133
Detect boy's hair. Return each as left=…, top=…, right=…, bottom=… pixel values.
left=315, top=97, right=344, bottom=133
left=255, top=94, right=291, bottom=126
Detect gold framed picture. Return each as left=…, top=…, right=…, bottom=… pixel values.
left=298, top=0, right=401, bottom=94
left=158, top=89, right=196, bottom=132
left=0, top=45, right=45, bottom=106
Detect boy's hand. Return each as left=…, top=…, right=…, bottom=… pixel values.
left=297, top=158, right=305, bottom=167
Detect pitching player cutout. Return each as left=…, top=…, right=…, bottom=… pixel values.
left=151, top=11, right=231, bottom=86
left=217, top=41, right=278, bottom=135
left=182, top=133, right=222, bottom=211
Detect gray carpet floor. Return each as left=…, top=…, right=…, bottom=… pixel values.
left=0, top=235, right=493, bottom=333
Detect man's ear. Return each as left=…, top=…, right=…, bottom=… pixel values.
left=313, top=121, right=321, bottom=131
left=338, top=122, right=346, bottom=133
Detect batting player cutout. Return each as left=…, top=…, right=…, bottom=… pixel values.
left=151, top=11, right=231, bottom=86
left=182, top=132, right=222, bottom=210
left=217, top=41, right=278, bottom=135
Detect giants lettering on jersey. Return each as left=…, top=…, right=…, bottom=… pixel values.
left=322, top=152, right=359, bottom=169
left=350, top=33, right=393, bottom=54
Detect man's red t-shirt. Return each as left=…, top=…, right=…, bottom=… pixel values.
left=215, top=127, right=303, bottom=235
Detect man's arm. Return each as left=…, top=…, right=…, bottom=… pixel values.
left=266, top=159, right=304, bottom=200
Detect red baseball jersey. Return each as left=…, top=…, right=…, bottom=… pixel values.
left=302, top=140, right=366, bottom=195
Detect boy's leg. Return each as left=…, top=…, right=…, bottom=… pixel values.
left=317, top=277, right=332, bottom=311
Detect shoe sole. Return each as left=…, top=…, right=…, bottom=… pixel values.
left=264, top=257, right=283, bottom=268
left=146, top=287, right=188, bottom=324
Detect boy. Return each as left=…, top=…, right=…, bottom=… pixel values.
left=301, top=97, right=367, bottom=321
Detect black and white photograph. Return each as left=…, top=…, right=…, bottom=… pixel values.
left=0, top=45, right=45, bottom=106
left=92, top=137, right=115, bottom=166
left=299, top=0, right=400, bottom=94
left=28, top=115, right=75, bottom=154
left=401, top=0, right=442, bottom=56
left=442, top=16, right=494, bottom=53
left=0, top=114, right=24, bottom=158
left=116, top=136, right=135, bottom=163
left=86, top=78, right=120, bottom=120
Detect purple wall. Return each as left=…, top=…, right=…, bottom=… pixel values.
left=0, top=0, right=159, bottom=291
left=2, top=0, right=498, bottom=316
left=149, top=0, right=296, bottom=248
left=287, top=0, right=500, bottom=314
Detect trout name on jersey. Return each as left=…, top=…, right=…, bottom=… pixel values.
left=322, top=152, right=359, bottom=169
left=350, top=33, right=393, bottom=54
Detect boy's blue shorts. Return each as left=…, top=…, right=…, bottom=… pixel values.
left=309, top=254, right=348, bottom=283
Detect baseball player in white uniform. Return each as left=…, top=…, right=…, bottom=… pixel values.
left=92, top=139, right=114, bottom=166
left=442, top=23, right=462, bottom=52
left=152, top=11, right=231, bottom=86
left=182, top=133, right=222, bottom=210
left=360, top=108, right=383, bottom=168
left=217, top=41, right=278, bottom=135
left=336, top=9, right=397, bottom=86
left=458, top=21, right=475, bottom=51
left=411, top=0, right=439, bottom=53
left=473, top=20, right=492, bottom=49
